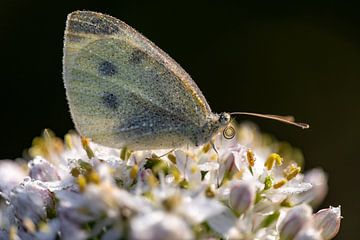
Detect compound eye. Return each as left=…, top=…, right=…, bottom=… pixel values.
left=219, top=113, right=231, bottom=125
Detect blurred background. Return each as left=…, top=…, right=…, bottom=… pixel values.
left=0, top=1, right=359, bottom=238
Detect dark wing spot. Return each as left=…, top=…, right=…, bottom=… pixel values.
left=68, top=12, right=119, bottom=35
left=98, top=61, right=118, bottom=76
left=129, top=49, right=145, bottom=64
left=101, top=92, right=119, bottom=110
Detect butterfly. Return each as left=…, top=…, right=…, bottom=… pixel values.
left=63, top=11, right=308, bottom=150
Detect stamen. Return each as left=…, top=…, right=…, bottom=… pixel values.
left=167, top=153, right=177, bottom=164
left=64, top=133, right=73, bottom=149
left=162, top=194, right=181, bottom=211
left=273, top=179, right=287, bottom=189
left=130, top=165, right=139, bottom=180
left=202, top=143, right=212, bottom=153
left=281, top=199, right=293, bottom=207
left=170, top=166, right=181, bottom=183
left=81, top=136, right=94, bottom=159
left=78, top=174, right=87, bottom=192
left=9, top=226, right=17, bottom=240
left=190, top=165, right=199, bottom=174
left=23, top=217, right=36, bottom=233
left=265, top=153, right=283, bottom=170
left=120, top=147, right=132, bottom=161
left=284, top=164, right=301, bottom=181
left=247, top=149, right=256, bottom=167
left=147, top=173, right=159, bottom=188
left=205, top=185, right=216, bottom=198
left=89, top=170, right=101, bottom=184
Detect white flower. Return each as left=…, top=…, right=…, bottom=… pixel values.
left=0, top=160, right=27, bottom=198
left=130, top=211, right=193, bottom=240
left=0, top=124, right=342, bottom=239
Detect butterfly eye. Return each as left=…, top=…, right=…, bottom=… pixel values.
left=223, top=125, right=236, bottom=139
left=219, top=113, right=231, bottom=125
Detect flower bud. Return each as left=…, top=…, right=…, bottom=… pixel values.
left=229, top=182, right=255, bottom=214
left=313, top=206, right=341, bottom=239
left=279, top=204, right=312, bottom=240
left=10, top=178, right=56, bottom=223
left=294, top=227, right=322, bottom=240
left=29, top=156, right=60, bottom=182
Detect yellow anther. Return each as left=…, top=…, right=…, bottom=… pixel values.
left=64, top=133, right=73, bottom=149
left=9, top=226, right=17, bottom=240
left=284, top=164, right=301, bottom=181
left=210, top=154, right=218, bottom=161
left=70, top=167, right=80, bottom=177
left=130, top=165, right=139, bottom=180
left=162, top=194, right=181, bottom=211
left=202, top=143, right=212, bottom=153
left=89, top=170, right=100, bottom=184
left=78, top=174, right=87, bottom=192
left=120, top=147, right=132, bottom=161
left=28, top=136, right=48, bottom=158
left=81, top=136, right=94, bottom=159
left=153, top=161, right=168, bottom=174
left=170, top=166, right=181, bottom=183
left=28, top=129, right=64, bottom=158
left=147, top=174, right=159, bottom=188
left=205, top=185, right=216, bottom=198
left=190, top=165, right=199, bottom=174
left=143, top=191, right=155, bottom=201
left=23, top=217, right=36, bottom=233
left=265, top=156, right=274, bottom=170
left=247, top=149, right=255, bottom=167
left=281, top=198, right=293, bottom=207
left=167, top=154, right=177, bottom=164
left=179, top=179, right=189, bottom=189
left=273, top=178, right=287, bottom=189
left=274, top=154, right=283, bottom=166
left=39, top=222, right=50, bottom=233
left=265, top=153, right=283, bottom=170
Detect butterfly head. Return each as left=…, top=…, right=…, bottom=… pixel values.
left=194, top=112, right=232, bottom=146
left=218, top=112, right=231, bottom=126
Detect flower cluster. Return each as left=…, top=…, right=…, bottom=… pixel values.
left=0, top=123, right=341, bottom=240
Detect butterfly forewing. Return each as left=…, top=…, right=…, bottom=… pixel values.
left=63, top=11, right=212, bottom=149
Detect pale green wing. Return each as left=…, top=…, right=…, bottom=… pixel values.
left=63, top=11, right=213, bottom=149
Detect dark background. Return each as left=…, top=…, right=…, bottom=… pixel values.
left=0, top=1, right=358, bottom=238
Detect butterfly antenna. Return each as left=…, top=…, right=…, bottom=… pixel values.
left=230, top=112, right=309, bottom=129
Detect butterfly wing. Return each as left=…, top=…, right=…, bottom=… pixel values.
left=63, top=11, right=213, bottom=149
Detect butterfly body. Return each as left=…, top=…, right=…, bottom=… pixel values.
left=63, top=11, right=230, bottom=150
